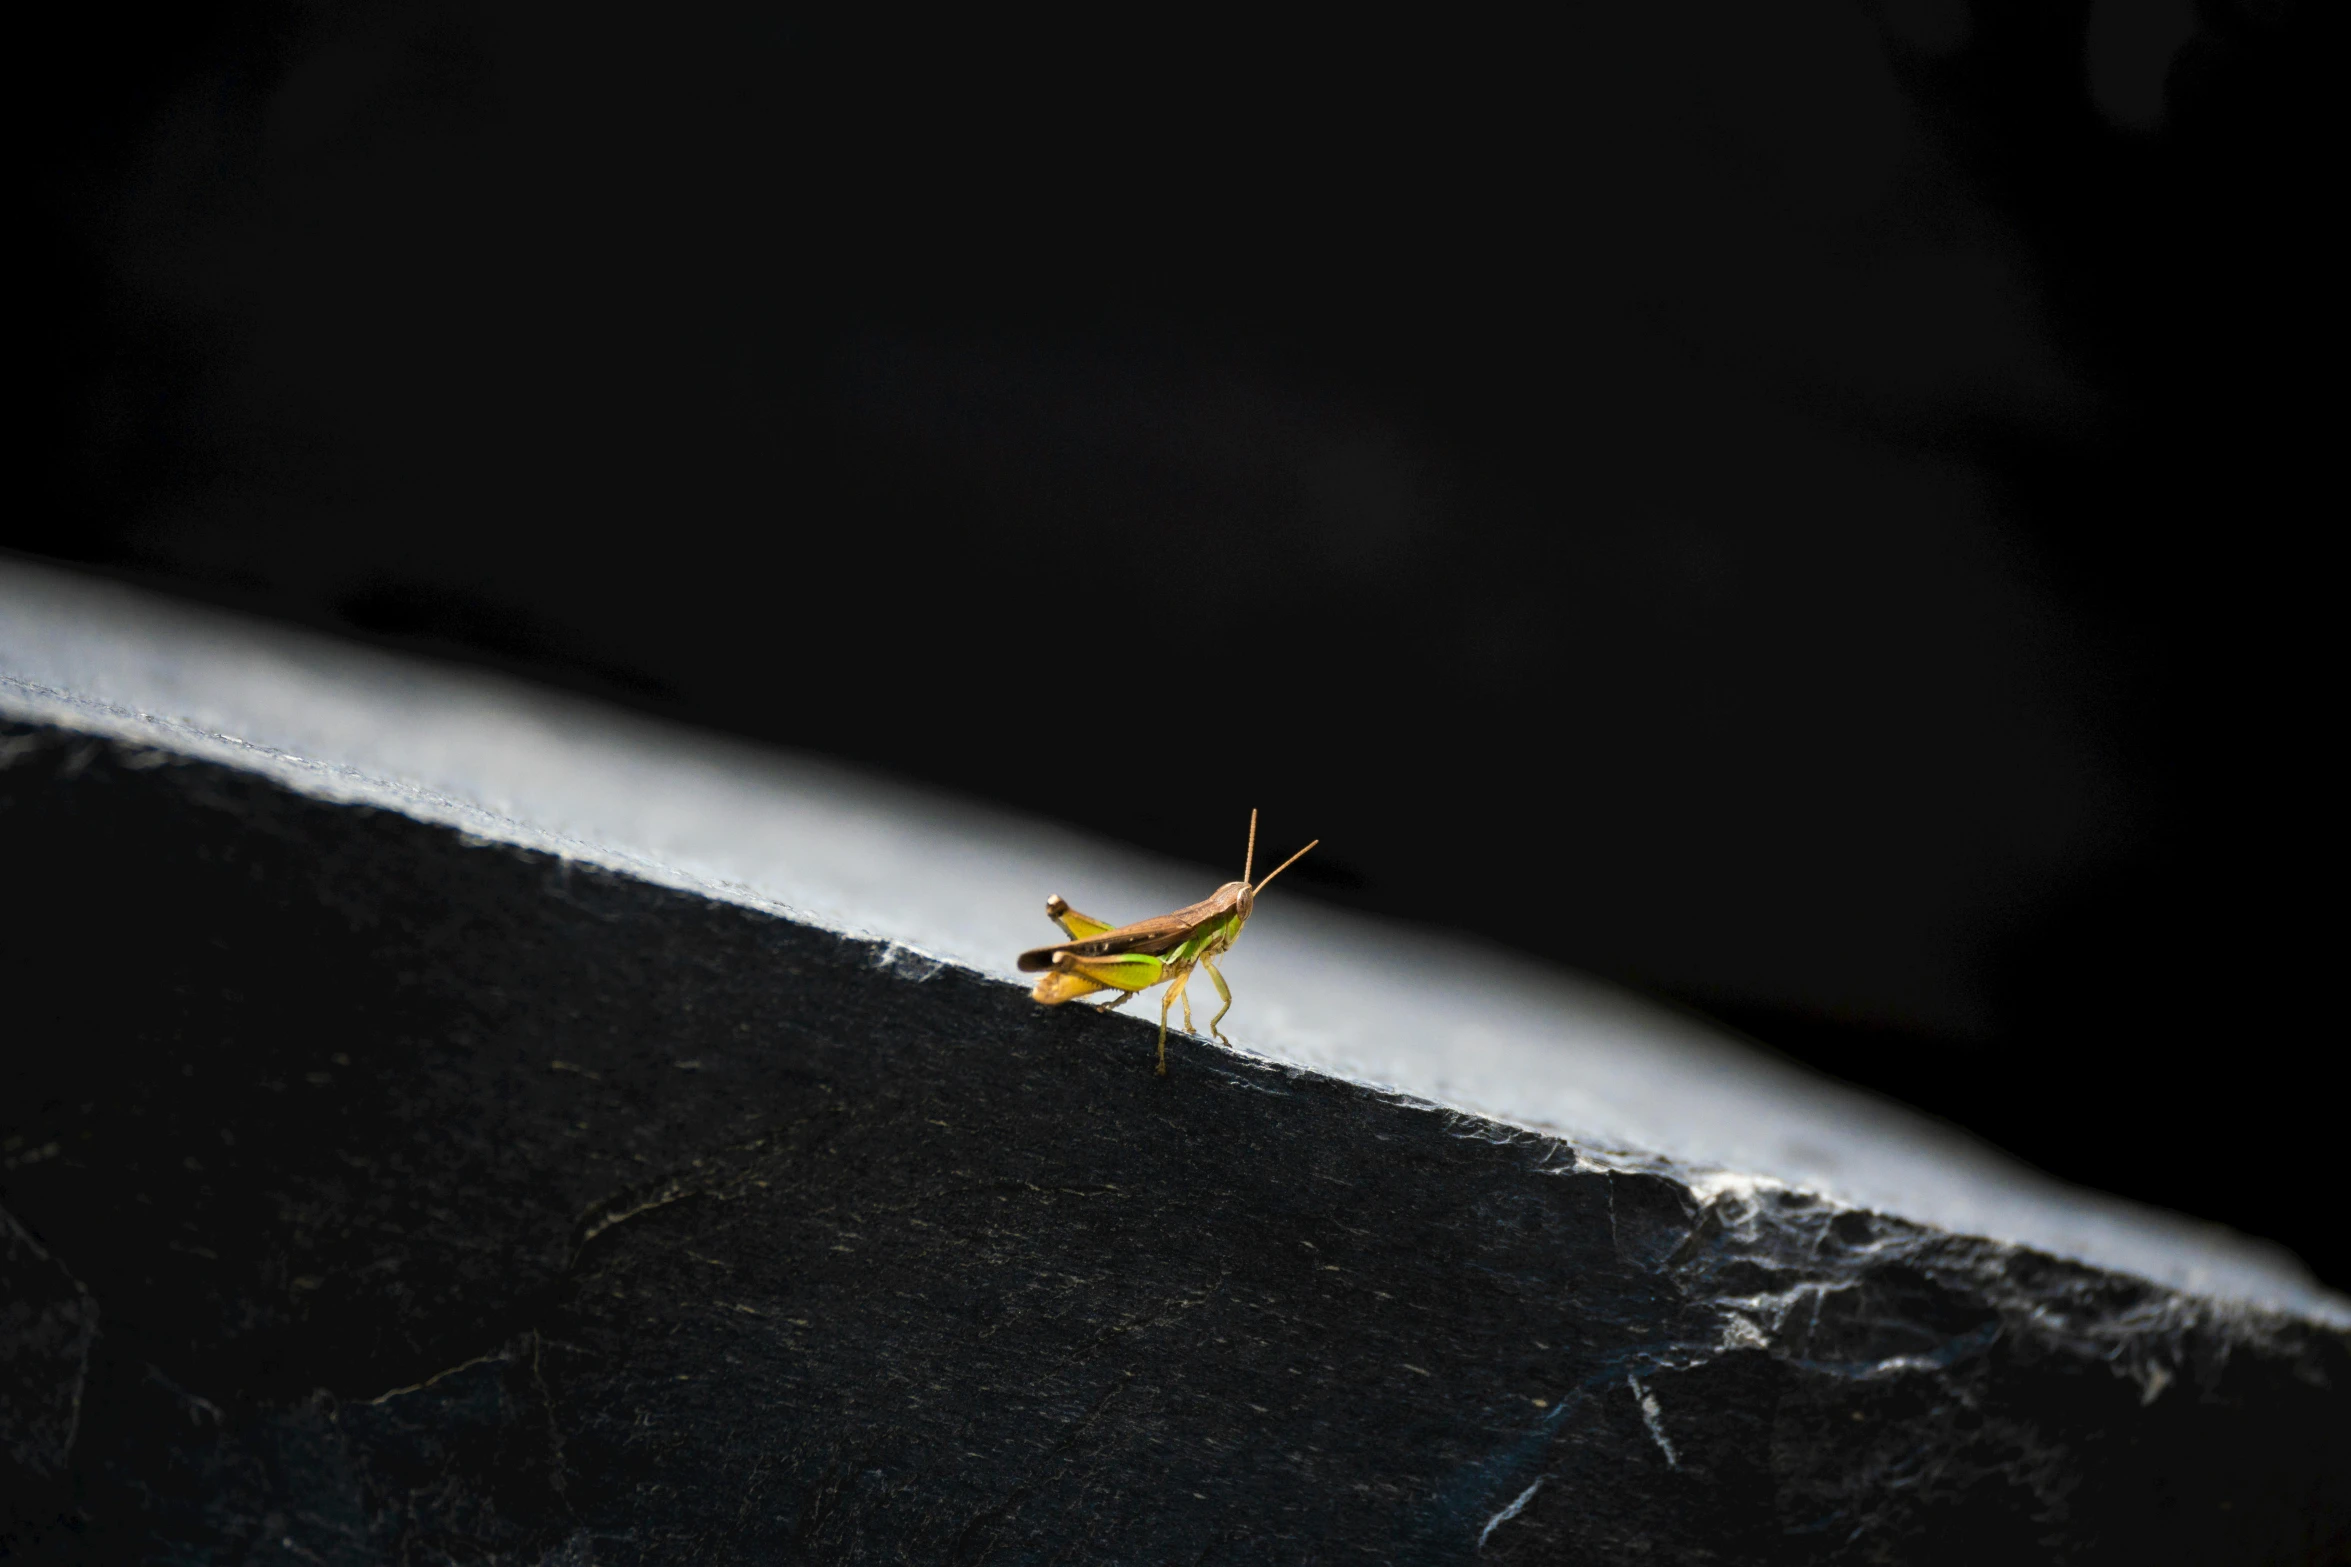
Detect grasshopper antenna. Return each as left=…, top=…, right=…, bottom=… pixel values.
left=1251, top=837, right=1319, bottom=895
left=1242, top=808, right=1259, bottom=884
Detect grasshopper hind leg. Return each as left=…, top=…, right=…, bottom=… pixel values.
left=1046, top=894, right=1118, bottom=942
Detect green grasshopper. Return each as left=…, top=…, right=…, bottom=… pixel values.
left=1019, top=811, right=1318, bottom=1075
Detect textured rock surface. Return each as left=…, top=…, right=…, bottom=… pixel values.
left=3, top=721, right=2346, bottom=1565
left=2, top=555, right=2336, bottom=1318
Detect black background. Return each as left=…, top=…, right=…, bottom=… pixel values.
left=22, top=3, right=2335, bottom=1284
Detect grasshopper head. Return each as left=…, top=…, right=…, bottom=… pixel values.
left=1230, top=809, right=1316, bottom=935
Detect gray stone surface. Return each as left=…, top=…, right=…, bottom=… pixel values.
left=0, top=559, right=2331, bottom=1319
left=3, top=558, right=2347, bottom=1562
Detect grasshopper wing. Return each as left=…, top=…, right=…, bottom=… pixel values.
left=1018, top=920, right=1183, bottom=972
left=1017, top=885, right=1244, bottom=972
left=1017, top=912, right=1200, bottom=973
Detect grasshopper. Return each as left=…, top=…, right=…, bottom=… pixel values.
left=1018, top=811, right=1318, bottom=1075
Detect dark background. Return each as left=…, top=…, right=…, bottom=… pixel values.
left=22, top=3, right=2334, bottom=1284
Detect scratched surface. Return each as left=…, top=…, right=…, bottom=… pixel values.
left=3, top=726, right=2346, bottom=1564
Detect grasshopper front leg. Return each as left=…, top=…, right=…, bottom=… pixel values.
left=1200, top=955, right=1235, bottom=1044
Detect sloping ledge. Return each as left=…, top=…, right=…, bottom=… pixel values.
left=3, top=559, right=2347, bottom=1563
